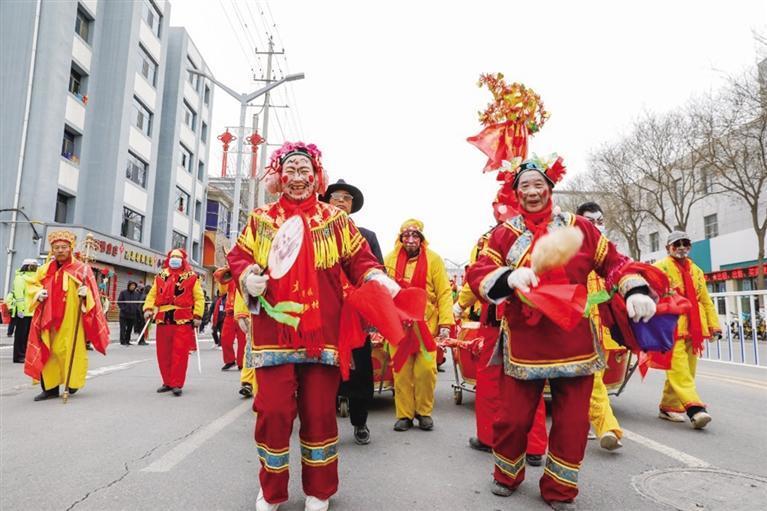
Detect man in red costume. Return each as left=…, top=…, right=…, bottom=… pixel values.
left=25, top=229, right=110, bottom=401
left=467, top=159, right=657, bottom=510
left=454, top=205, right=548, bottom=466
left=143, top=249, right=204, bottom=397
left=214, top=267, right=247, bottom=371
left=227, top=141, right=399, bottom=511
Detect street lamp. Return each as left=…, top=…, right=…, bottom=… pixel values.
left=187, top=69, right=305, bottom=243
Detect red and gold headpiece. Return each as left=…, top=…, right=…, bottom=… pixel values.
left=48, top=229, right=77, bottom=247
left=263, top=141, right=328, bottom=195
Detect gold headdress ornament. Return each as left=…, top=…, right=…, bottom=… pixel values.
left=48, top=229, right=77, bottom=247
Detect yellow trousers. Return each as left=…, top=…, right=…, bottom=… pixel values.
left=588, top=369, right=622, bottom=439
left=660, top=339, right=704, bottom=413
left=393, top=350, right=437, bottom=419
left=240, top=367, right=257, bottom=390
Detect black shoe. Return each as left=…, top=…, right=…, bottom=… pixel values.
left=157, top=384, right=173, bottom=393
left=416, top=414, right=434, bottom=431
left=221, top=362, right=236, bottom=371
left=526, top=454, right=543, bottom=466
left=354, top=425, right=371, bottom=445
left=172, top=387, right=183, bottom=396
left=67, top=388, right=78, bottom=395
left=394, top=418, right=413, bottom=431
left=437, top=367, right=446, bottom=373
left=138, top=340, right=148, bottom=346
left=469, top=436, right=492, bottom=452
left=491, top=480, right=514, bottom=497
left=239, top=384, right=253, bottom=398
left=33, top=388, right=59, bottom=401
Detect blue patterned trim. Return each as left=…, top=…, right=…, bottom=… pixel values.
left=544, top=453, right=580, bottom=488
left=618, top=274, right=648, bottom=296
left=257, top=443, right=289, bottom=472
left=251, top=347, right=339, bottom=368
left=504, top=212, right=575, bottom=270
left=243, top=338, right=254, bottom=369
left=478, top=267, right=512, bottom=304
left=494, top=451, right=525, bottom=479
left=300, top=437, right=339, bottom=466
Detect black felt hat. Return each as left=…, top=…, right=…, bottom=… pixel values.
left=320, top=179, right=364, bottom=214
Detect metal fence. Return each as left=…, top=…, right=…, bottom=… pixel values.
left=706, top=290, right=766, bottom=367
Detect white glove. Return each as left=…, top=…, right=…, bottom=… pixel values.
left=452, top=302, right=463, bottom=320
left=438, top=326, right=451, bottom=338
left=193, top=318, right=202, bottom=328
left=369, top=272, right=401, bottom=298
left=144, top=310, right=154, bottom=321
left=626, top=294, right=656, bottom=323
left=77, top=285, right=88, bottom=298
left=237, top=318, right=249, bottom=334
left=507, top=267, right=539, bottom=293
left=245, top=273, right=269, bottom=297
left=36, top=289, right=48, bottom=302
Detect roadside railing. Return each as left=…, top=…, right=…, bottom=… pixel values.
left=706, top=290, right=766, bottom=367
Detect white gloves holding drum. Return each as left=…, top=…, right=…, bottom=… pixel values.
left=245, top=267, right=269, bottom=297
left=626, top=294, right=656, bottom=323
left=506, top=267, right=539, bottom=293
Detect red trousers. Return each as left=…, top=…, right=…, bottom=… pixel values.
left=493, top=374, right=593, bottom=503
left=221, top=315, right=246, bottom=367
left=255, top=363, right=341, bottom=504
left=155, top=324, right=193, bottom=388
left=475, top=328, right=548, bottom=454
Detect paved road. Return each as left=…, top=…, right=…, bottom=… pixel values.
left=1, top=331, right=766, bottom=511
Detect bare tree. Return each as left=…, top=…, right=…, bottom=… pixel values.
left=692, top=68, right=767, bottom=290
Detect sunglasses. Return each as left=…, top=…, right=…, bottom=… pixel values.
left=329, top=192, right=353, bottom=202
left=672, top=240, right=691, bottom=248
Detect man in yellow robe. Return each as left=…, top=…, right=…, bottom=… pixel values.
left=384, top=219, right=454, bottom=431
left=24, top=230, right=109, bottom=401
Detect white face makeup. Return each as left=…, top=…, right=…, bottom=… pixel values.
left=583, top=211, right=606, bottom=233
left=667, top=239, right=691, bottom=259
left=281, top=155, right=316, bottom=201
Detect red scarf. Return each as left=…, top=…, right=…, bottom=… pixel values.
left=46, top=259, right=72, bottom=331
left=273, top=195, right=323, bottom=357
left=673, top=257, right=705, bottom=355
left=391, top=247, right=437, bottom=371
left=521, top=200, right=553, bottom=251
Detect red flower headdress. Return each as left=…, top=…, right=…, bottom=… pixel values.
left=263, top=141, right=328, bottom=195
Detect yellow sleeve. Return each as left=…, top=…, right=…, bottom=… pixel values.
left=430, top=252, right=455, bottom=326
left=456, top=282, right=477, bottom=310
left=233, top=290, right=249, bottom=320
left=25, top=263, right=47, bottom=315
left=143, top=280, right=158, bottom=311
left=193, top=279, right=205, bottom=318
left=697, top=270, right=720, bottom=332
left=383, top=250, right=397, bottom=279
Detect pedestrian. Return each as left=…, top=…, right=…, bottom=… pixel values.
left=213, top=266, right=247, bottom=371
left=651, top=231, right=720, bottom=429
left=384, top=219, right=455, bottom=432
left=466, top=156, right=658, bottom=509
left=143, top=249, right=205, bottom=396
left=320, top=178, right=384, bottom=445
left=24, top=230, right=109, bottom=401
left=4, top=258, right=38, bottom=363
left=454, top=208, right=548, bottom=466
left=210, top=286, right=226, bottom=347
left=117, top=281, right=142, bottom=346
left=227, top=141, right=397, bottom=511
left=200, top=288, right=212, bottom=333
left=576, top=201, right=625, bottom=450
left=138, top=284, right=152, bottom=344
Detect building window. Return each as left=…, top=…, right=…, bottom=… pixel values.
left=175, top=187, right=190, bottom=215
left=126, top=152, right=148, bottom=188
left=68, top=66, right=82, bottom=95
left=172, top=231, right=187, bottom=250
left=132, top=96, right=153, bottom=136
left=179, top=143, right=193, bottom=172
left=75, top=8, right=91, bottom=43
left=700, top=167, right=714, bottom=193
left=201, top=121, right=208, bottom=142
left=137, top=45, right=158, bottom=87
left=194, top=200, right=202, bottom=222
left=61, top=128, right=80, bottom=164
left=704, top=214, right=718, bottom=239
left=55, top=192, right=72, bottom=223
left=203, top=85, right=210, bottom=105
left=192, top=240, right=200, bottom=262
left=205, top=200, right=231, bottom=236
left=649, top=232, right=660, bottom=252
left=197, top=160, right=205, bottom=181
left=121, top=207, right=144, bottom=242
left=183, top=101, right=197, bottom=131
left=141, top=0, right=162, bottom=38
left=186, top=57, right=200, bottom=91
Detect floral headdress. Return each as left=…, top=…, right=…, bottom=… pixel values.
left=263, top=141, right=327, bottom=195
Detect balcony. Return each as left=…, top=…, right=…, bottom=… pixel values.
left=129, top=126, right=152, bottom=162
left=65, top=94, right=86, bottom=132
left=72, top=35, right=91, bottom=72
left=133, top=72, right=156, bottom=111
left=58, top=158, right=79, bottom=193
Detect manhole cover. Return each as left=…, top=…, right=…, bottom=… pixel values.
left=633, top=468, right=767, bottom=510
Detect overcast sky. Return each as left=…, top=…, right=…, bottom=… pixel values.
left=170, top=0, right=766, bottom=265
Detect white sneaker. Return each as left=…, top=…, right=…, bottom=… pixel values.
left=658, top=410, right=686, bottom=423
left=599, top=431, right=623, bottom=451
left=256, top=488, right=280, bottom=511
left=691, top=411, right=712, bottom=430
left=587, top=429, right=597, bottom=440
left=305, top=496, right=329, bottom=511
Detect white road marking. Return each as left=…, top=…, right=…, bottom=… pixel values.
left=85, top=359, right=150, bottom=378
left=0, top=345, right=13, bottom=350
left=697, top=371, right=767, bottom=390
left=141, top=402, right=250, bottom=473
left=622, top=428, right=711, bottom=468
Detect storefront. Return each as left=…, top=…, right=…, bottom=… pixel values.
left=705, top=263, right=767, bottom=293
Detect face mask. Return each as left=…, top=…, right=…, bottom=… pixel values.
left=596, top=225, right=606, bottom=234
left=169, top=257, right=182, bottom=269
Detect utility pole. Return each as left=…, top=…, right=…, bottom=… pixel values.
left=246, top=113, right=259, bottom=212
left=254, top=37, right=282, bottom=208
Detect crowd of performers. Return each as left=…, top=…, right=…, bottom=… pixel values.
left=16, top=75, right=722, bottom=511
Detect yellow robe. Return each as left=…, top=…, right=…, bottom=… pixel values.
left=27, top=263, right=100, bottom=391
left=234, top=290, right=257, bottom=393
